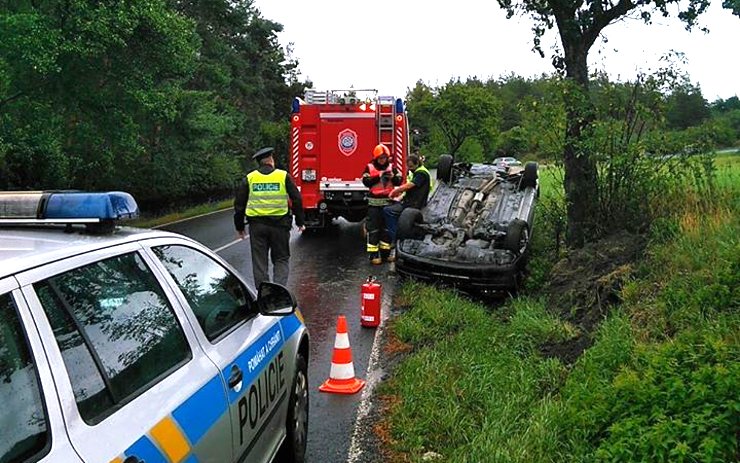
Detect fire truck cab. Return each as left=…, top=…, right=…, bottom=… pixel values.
left=289, top=89, right=409, bottom=229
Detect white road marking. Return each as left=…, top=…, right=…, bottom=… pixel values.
left=346, top=309, right=386, bottom=462
left=152, top=207, right=231, bottom=229
left=214, top=236, right=248, bottom=253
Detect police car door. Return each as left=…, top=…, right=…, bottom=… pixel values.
left=18, top=244, right=233, bottom=463
left=1, top=277, right=84, bottom=463
left=146, top=240, right=288, bottom=463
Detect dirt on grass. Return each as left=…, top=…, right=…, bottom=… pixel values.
left=540, top=230, right=646, bottom=364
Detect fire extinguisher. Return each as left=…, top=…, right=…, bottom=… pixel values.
left=360, top=276, right=382, bottom=328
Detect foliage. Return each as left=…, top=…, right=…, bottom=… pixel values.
left=382, top=159, right=739, bottom=463
left=665, top=85, right=712, bottom=130
left=0, top=0, right=306, bottom=209
left=494, top=0, right=719, bottom=247
left=406, top=79, right=501, bottom=162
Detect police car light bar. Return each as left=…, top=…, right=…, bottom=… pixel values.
left=0, top=191, right=139, bottom=224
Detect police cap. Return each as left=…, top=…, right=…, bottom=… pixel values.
left=252, top=147, right=274, bottom=162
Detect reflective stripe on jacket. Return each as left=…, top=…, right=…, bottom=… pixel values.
left=246, top=169, right=289, bottom=217
left=367, top=162, right=394, bottom=198
left=407, top=165, right=433, bottom=194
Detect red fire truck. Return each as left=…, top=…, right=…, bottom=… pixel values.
left=288, top=89, right=409, bottom=229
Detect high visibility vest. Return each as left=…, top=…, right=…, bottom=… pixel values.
left=407, top=165, right=433, bottom=194
left=246, top=169, right=289, bottom=217
left=366, top=162, right=394, bottom=197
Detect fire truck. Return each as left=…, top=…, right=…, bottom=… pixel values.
left=288, top=89, right=409, bottom=229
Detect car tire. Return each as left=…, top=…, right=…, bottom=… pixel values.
left=503, top=219, right=529, bottom=254
left=275, top=354, right=308, bottom=463
left=519, top=162, right=538, bottom=190
left=437, top=154, right=454, bottom=184
left=397, top=208, right=424, bottom=241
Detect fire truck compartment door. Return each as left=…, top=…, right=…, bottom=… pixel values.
left=319, top=113, right=378, bottom=181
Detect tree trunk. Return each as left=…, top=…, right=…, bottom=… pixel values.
left=561, top=39, right=599, bottom=248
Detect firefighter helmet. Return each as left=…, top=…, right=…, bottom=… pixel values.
left=373, top=144, right=390, bottom=159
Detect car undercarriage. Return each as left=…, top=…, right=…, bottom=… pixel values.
left=396, top=157, right=539, bottom=291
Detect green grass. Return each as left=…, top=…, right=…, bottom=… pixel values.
left=383, top=288, right=573, bottom=463
left=131, top=199, right=232, bottom=228
left=381, top=159, right=739, bottom=462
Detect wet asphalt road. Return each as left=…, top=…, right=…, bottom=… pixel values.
left=161, top=209, right=395, bottom=463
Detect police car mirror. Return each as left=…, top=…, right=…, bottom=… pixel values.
left=257, top=282, right=296, bottom=316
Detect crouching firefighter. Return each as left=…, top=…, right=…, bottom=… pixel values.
left=362, top=144, right=402, bottom=264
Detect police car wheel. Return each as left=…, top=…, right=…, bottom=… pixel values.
left=276, top=354, right=308, bottom=463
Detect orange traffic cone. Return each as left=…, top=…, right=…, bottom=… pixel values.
left=319, top=315, right=366, bottom=394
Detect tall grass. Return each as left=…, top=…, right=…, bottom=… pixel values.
left=381, top=155, right=739, bottom=462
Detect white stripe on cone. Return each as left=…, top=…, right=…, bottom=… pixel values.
left=329, top=362, right=356, bottom=380
left=334, top=333, right=350, bottom=349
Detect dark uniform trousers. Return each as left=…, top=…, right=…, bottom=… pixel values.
left=249, top=221, right=291, bottom=287
left=367, top=203, right=392, bottom=253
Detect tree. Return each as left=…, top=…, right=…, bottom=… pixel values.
left=496, top=0, right=717, bottom=246
left=665, top=85, right=711, bottom=130
left=426, top=79, right=500, bottom=157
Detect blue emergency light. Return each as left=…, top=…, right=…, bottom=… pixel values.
left=395, top=98, right=404, bottom=114
left=292, top=98, right=301, bottom=113
left=0, top=191, right=139, bottom=224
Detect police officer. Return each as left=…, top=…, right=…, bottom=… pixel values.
left=362, top=144, right=402, bottom=264
left=384, top=153, right=431, bottom=243
left=234, top=147, right=305, bottom=288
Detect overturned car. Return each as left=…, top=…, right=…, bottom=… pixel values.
left=395, top=155, right=539, bottom=291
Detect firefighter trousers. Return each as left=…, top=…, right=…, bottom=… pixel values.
left=249, top=221, right=291, bottom=287
left=366, top=205, right=392, bottom=255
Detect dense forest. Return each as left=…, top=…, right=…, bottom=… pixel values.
left=0, top=0, right=307, bottom=208
left=1, top=1, right=738, bottom=213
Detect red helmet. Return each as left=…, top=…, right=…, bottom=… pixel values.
left=372, top=144, right=390, bottom=159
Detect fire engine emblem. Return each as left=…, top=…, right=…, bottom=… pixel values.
left=338, top=128, right=358, bottom=156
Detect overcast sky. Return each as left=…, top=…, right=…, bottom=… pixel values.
left=256, top=1, right=739, bottom=101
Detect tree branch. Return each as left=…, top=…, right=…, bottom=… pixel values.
left=584, top=0, right=635, bottom=47
left=0, top=91, right=27, bottom=110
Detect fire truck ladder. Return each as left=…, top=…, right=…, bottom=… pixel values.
left=377, top=97, right=395, bottom=153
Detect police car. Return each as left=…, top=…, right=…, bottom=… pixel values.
left=0, top=191, right=309, bottom=463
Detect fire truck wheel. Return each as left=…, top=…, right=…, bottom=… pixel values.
left=397, top=208, right=424, bottom=241
left=437, top=154, right=454, bottom=183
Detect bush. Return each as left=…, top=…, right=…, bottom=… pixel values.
left=593, top=332, right=738, bottom=463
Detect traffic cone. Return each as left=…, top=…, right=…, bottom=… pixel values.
left=319, top=315, right=366, bottom=394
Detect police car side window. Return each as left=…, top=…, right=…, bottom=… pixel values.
left=152, top=245, right=254, bottom=342
left=35, top=252, right=191, bottom=424
left=0, top=293, right=50, bottom=462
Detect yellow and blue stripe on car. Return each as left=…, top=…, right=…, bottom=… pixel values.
left=109, top=312, right=304, bottom=463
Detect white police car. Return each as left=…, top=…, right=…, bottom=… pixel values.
left=0, top=191, right=309, bottom=463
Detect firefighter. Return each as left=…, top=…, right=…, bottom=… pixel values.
left=362, top=143, right=402, bottom=264
left=234, top=147, right=305, bottom=287
left=385, top=153, right=431, bottom=243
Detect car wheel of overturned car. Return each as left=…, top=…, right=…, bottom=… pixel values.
left=519, top=161, right=538, bottom=190
left=397, top=208, right=424, bottom=241
left=276, top=354, right=308, bottom=463
left=503, top=219, right=529, bottom=254
left=436, top=154, right=454, bottom=184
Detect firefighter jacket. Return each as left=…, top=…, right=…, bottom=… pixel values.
left=362, top=160, right=402, bottom=206
left=233, top=165, right=304, bottom=231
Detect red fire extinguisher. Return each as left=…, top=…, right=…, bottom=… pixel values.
left=361, top=276, right=382, bottom=328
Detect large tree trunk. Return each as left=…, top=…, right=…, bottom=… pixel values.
left=561, top=38, right=599, bottom=248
